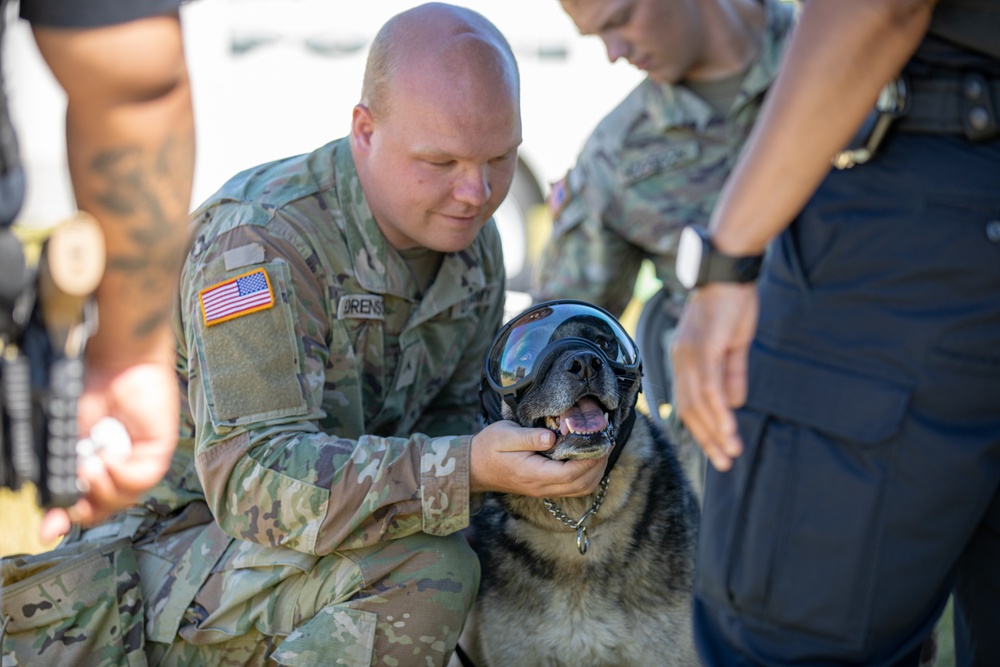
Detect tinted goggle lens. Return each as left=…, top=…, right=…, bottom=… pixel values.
left=487, top=302, right=638, bottom=389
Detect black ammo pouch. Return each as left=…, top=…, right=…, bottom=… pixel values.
left=1, top=214, right=105, bottom=509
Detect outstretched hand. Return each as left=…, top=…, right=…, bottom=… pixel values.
left=671, top=282, right=759, bottom=472
left=470, top=420, right=607, bottom=497
left=39, top=359, right=178, bottom=542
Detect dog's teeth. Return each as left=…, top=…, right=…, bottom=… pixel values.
left=603, top=412, right=608, bottom=423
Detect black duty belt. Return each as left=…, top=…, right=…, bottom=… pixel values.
left=896, top=72, right=1000, bottom=142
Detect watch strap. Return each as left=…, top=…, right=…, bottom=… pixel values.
left=703, top=251, right=763, bottom=285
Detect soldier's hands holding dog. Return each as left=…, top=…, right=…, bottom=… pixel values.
left=470, top=420, right=607, bottom=497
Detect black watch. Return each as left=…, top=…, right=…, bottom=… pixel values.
left=675, top=225, right=764, bottom=289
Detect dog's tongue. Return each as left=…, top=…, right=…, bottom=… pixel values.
left=559, top=397, right=608, bottom=435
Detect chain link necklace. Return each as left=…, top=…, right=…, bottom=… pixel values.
left=542, top=473, right=611, bottom=556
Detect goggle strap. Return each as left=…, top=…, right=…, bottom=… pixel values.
left=603, top=403, right=637, bottom=477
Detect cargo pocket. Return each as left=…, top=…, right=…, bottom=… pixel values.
left=270, top=607, right=376, bottom=667
left=698, top=344, right=912, bottom=651
left=1, top=537, right=147, bottom=667
left=166, top=535, right=323, bottom=648
left=144, top=521, right=232, bottom=645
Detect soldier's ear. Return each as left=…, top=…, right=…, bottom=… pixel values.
left=351, top=104, right=376, bottom=153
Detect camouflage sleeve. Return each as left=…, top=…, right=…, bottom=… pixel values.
left=182, top=204, right=472, bottom=556
left=533, top=166, right=644, bottom=318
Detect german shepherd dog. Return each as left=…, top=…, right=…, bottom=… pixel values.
left=462, top=301, right=700, bottom=667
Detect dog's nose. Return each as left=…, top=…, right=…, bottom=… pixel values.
left=565, top=350, right=604, bottom=380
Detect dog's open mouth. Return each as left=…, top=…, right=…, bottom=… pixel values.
left=539, top=396, right=608, bottom=435
left=533, top=396, right=614, bottom=460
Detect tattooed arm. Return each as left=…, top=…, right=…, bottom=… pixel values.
left=31, top=12, right=195, bottom=539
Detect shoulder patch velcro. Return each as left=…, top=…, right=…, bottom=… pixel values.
left=547, top=174, right=573, bottom=221
left=337, top=294, right=385, bottom=320
left=200, top=268, right=275, bottom=327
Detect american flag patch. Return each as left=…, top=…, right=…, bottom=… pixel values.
left=547, top=174, right=572, bottom=221
left=199, top=268, right=274, bottom=327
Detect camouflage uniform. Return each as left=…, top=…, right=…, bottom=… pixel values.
left=2, top=137, right=504, bottom=666
left=534, top=0, right=794, bottom=502
left=535, top=0, right=794, bottom=317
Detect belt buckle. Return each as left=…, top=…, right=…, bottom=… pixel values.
left=875, top=75, right=910, bottom=117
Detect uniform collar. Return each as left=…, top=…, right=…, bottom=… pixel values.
left=333, top=137, right=396, bottom=296
left=332, top=137, right=489, bottom=321
left=736, top=0, right=796, bottom=109
left=644, top=0, right=795, bottom=133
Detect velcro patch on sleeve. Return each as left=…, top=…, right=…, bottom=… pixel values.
left=199, top=268, right=275, bottom=327
left=547, top=174, right=572, bottom=221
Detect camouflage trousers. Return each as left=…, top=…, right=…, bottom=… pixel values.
left=2, top=502, right=479, bottom=667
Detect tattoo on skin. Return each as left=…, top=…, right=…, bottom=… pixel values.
left=89, top=133, right=192, bottom=339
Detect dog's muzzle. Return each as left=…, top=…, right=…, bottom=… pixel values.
left=480, top=300, right=642, bottom=425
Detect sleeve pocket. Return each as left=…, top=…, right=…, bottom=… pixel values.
left=195, top=260, right=309, bottom=430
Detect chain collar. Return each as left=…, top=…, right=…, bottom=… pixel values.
left=542, top=473, right=611, bottom=555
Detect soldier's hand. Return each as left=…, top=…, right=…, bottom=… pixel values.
left=39, top=358, right=178, bottom=542
left=469, top=420, right=606, bottom=497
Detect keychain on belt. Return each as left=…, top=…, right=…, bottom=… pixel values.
left=832, top=76, right=910, bottom=170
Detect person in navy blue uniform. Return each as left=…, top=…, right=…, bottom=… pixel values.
left=671, top=0, right=1000, bottom=664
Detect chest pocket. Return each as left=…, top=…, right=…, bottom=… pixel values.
left=619, top=138, right=700, bottom=188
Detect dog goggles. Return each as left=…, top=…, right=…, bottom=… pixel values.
left=481, top=300, right=641, bottom=416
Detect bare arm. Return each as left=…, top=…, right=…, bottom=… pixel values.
left=33, top=13, right=195, bottom=538
left=33, top=12, right=194, bottom=366
left=711, top=0, right=937, bottom=255
left=672, top=0, right=937, bottom=470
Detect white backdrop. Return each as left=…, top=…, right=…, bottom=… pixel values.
left=4, top=0, right=642, bottom=227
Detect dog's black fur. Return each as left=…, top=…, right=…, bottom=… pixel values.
left=464, top=318, right=701, bottom=667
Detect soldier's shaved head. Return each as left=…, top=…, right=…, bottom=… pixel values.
left=350, top=2, right=523, bottom=253
left=360, top=2, right=520, bottom=119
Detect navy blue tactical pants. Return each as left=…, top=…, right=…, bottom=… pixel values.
left=693, top=130, right=1000, bottom=666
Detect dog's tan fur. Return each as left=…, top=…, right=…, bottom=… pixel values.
left=465, top=323, right=701, bottom=667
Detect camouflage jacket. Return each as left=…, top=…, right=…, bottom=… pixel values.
left=152, top=137, right=505, bottom=555
left=534, top=0, right=796, bottom=317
